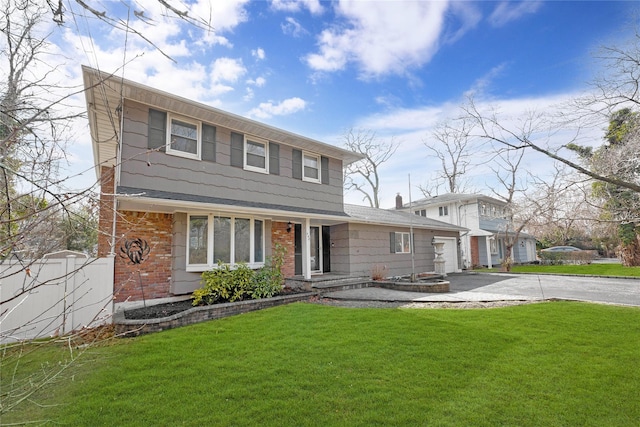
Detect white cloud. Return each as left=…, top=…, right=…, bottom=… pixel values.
left=305, top=0, right=454, bottom=77
left=488, top=1, right=543, bottom=27
left=248, top=97, right=307, bottom=119
left=345, top=89, right=605, bottom=209
left=247, top=76, right=267, bottom=87
left=281, top=17, right=308, bottom=37
left=271, top=0, right=324, bottom=15
left=252, top=48, right=266, bottom=60
left=210, top=57, right=246, bottom=83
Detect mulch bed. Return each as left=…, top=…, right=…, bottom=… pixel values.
left=124, top=288, right=310, bottom=320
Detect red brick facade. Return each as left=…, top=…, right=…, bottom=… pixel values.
left=112, top=210, right=173, bottom=302
left=99, top=166, right=297, bottom=301
left=98, top=166, right=173, bottom=303
left=98, top=166, right=115, bottom=257
left=470, top=236, right=480, bottom=267
left=271, top=221, right=295, bottom=279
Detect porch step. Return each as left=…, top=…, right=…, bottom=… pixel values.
left=285, top=276, right=372, bottom=293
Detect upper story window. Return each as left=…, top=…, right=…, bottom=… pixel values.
left=244, top=137, right=268, bottom=173
left=491, top=205, right=496, bottom=217
left=439, top=206, right=449, bottom=216
left=414, top=209, right=426, bottom=217
left=480, top=203, right=486, bottom=216
left=167, top=114, right=200, bottom=159
left=303, top=153, right=321, bottom=183
left=148, top=108, right=216, bottom=162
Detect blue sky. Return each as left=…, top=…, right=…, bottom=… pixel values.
left=43, top=0, right=638, bottom=208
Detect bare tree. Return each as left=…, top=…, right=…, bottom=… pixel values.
left=524, top=164, right=597, bottom=248
left=485, top=147, right=546, bottom=272
left=0, top=0, right=213, bottom=419
left=463, top=28, right=640, bottom=194
left=419, top=117, right=476, bottom=196
left=343, top=128, right=398, bottom=208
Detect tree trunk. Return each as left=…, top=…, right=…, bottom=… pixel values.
left=501, top=244, right=513, bottom=272
left=618, top=236, right=640, bottom=266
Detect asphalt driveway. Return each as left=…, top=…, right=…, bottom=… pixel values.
left=324, top=272, right=640, bottom=307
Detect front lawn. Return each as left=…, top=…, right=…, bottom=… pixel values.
left=4, top=302, right=640, bottom=426
left=486, top=263, right=640, bottom=277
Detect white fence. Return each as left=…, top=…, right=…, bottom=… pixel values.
left=0, top=255, right=114, bottom=343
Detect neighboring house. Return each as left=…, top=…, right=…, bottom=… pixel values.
left=83, top=67, right=466, bottom=307
left=396, top=193, right=537, bottom=268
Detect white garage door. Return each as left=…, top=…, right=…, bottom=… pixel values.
left=434, top=237, right=458, bottom=273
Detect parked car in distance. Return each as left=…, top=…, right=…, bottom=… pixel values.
left=541, top=246, right=582, bottom=252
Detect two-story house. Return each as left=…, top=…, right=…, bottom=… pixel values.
left=83, top=67, right=466, bottom=308
left=397, top=193, right=537, bottom=269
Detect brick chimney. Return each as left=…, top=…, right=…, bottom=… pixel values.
left=395, top=193, right=403, bottom=209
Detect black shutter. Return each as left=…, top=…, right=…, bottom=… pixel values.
left=148, top=109, right=166, bottom=151
left=202, top=124, right=216, bottom=162
left=230, top=132, right=244, bottom=167
left=292, top=149, right=302, bottom=180
left=269, top=142, right=280, bottom=175
left=322, top=226, right=331, bottom=273
left=390, top=232, right=396, bottom=253
left=321, top=156, right=329, bottom=184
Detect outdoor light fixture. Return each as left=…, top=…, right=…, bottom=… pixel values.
left=431, top=237, right=436, bottom=245
left=287, top=221, right=292, bottom=233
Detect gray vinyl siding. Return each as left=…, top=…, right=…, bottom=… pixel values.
left=171, top=212, right=200, bottom=295
left=119, top=101, right=344, bottom=213
left=330, top=223, right=458, bottom=278
left=171, top=213, right=274, bottom=296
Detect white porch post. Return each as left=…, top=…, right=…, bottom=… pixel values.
left=486, top=236, right=493, bottom=269
left=303, top=217, right=311, bottom=279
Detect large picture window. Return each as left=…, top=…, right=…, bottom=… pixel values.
left=187, top=214, right=265, bottom=271
left=167, top=114, right=200, bottom=159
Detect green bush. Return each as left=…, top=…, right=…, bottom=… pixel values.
left=249, top=243, right=285, bottom=299
left=193, top=262, right=254, bottom=306
left=539, top=250, right=595, bottom=265
left=193, top=244, right=287, bottom=306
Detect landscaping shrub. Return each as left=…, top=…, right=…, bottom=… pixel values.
left=539, top=250, right=596, bottom=265
left=193, top=262, right=254, bottom=305
left=193, top=244, right=286, bottom=306
left=249, top=243, right=285, bottom=299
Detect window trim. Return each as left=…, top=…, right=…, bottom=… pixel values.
left=244, top=136, right=269, bottom=174
left=439, top=206, right=448, bottom=217
left=166, top=113, right=201, bottom=160
left=395, top=232, right=411, bottom=254
left=186, top=213, right=265, bottom=272
left=302, top=152, right=321, bottom=183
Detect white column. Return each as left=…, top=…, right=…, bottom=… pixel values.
left=486, top=237, right=493, bottom=269
left=303, top=217, right=311, bottom=279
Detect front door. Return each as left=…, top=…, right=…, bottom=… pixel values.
left=294, top=224, right=330, bottom=276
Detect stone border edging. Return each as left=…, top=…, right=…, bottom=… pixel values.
left=113, top=292, right=315, bottom=337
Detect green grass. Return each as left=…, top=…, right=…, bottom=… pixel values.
left=482, top=263, right=640, bottom=277
left=3, top=302, right=640, bottom=426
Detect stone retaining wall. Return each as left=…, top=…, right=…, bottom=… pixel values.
left=113, top=293, right=313, bottom=337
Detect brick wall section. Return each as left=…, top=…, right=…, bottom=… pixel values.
left=98, top=166, right=115, bottom=257
left=470, top=236, right=480, bottom=267
left=271, top=221, right=295, bottom=278
left=113, top=211, right=173, bottom=302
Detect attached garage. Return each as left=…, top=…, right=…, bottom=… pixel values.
left=433, top=237, right=459, bottom=273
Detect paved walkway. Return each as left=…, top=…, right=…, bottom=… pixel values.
left=323, top=272, right=640, bottom=307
